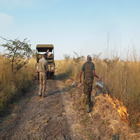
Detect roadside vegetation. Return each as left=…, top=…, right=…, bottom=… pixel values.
left=56, top=53, right=140, bottom=132
left=0, top=55, right=36, bottom=115
left=0, top=37, right=36, bottom=116
left=0, top=37, right=139, bottom=136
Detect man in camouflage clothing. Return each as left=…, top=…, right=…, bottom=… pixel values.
left=80, top=55, right=101, bottom=113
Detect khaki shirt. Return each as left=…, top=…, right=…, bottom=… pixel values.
left=38, top=57, right=48, bottom=73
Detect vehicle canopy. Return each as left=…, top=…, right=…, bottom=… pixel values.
left=36, top=44, right=55, bottom=80
left=36, top=44, right=54, bottom=52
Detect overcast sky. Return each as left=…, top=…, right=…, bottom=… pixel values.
left=0, top=0, right=140, bottom=60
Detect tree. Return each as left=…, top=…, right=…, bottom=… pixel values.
left=0, top=36, right=32, bottom=74
left=32, top=49, right=36, bottom=58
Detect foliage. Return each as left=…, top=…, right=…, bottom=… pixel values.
left=0, top=36, right=32, bottom=74
left=0, top=56, right=36, bottom=116
left=32, top=49, right=37, bottom=58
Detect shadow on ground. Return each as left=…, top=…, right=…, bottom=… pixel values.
left=54, top=72, right=71, bottom=81
left=46, top=82, right=79, bottom=97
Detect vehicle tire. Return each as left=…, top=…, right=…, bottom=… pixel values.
left=52, top=74, right=54, bottom=80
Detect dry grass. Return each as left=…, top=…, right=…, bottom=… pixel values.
left=95, top=59, right=140, bottom=130
left=0, top=55, right=36, bottom=114
left=55, top=60, right=72, bottom=76
left=90, top=94, right=140, bottom=140
left=0, top=52, right=139, bottom=132
left=65, top=78, right=140, bottom=139
left=55, top=59, right=84, bottom=81
left=56, top=56, right=140, bottom=131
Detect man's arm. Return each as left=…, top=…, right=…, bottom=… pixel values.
left=46, top=52, right=51, bottom=58
left=92, top=70, right=101, bottom=81
left=79, top=70, right=83, bottom=83
left=48, top=53, right=51, bottom=57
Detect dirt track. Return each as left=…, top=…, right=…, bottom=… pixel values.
left=0, top=76, right=83, bottom=140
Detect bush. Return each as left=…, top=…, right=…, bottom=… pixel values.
left=0, top=56, right=36, bottom=115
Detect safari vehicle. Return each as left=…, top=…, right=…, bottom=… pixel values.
left=36, top=44, right=55, bottom=80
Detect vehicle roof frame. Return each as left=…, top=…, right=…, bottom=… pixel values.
left=36, top=44, right=54, bottom=52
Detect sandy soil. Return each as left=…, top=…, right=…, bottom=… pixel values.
left=0, top=76, right=83, bottom=140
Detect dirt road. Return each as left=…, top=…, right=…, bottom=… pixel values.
left=0, top=76, right=83, bottom=140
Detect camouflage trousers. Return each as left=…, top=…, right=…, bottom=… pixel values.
left=83, top=79, right=93, bottom=111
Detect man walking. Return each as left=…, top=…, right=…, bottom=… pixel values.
left=38, top=53, right=48, bottom=98
left=79, top=55, right=101, bottom=113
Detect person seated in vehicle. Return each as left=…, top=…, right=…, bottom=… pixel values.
left=45, top=49, right=53, bottom=60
